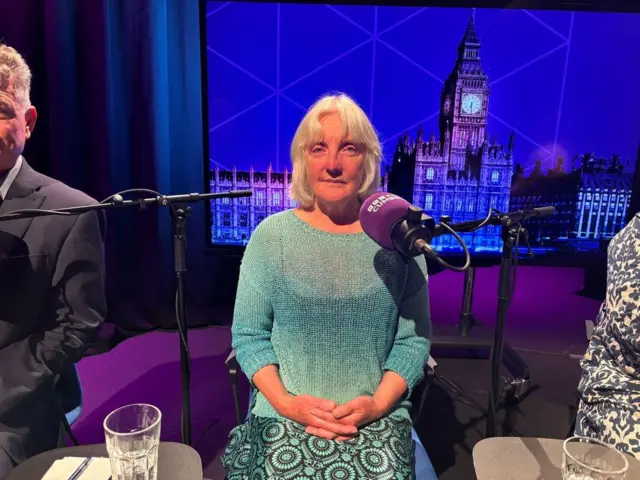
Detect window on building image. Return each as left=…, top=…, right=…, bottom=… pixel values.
left=491, top=171, right=499, bottom=183
left=425, top=193, right=433, bottom=210
left=426, top=168, right=435, bottom=181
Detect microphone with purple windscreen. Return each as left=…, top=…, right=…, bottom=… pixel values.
left=359, top=192, right=437, bottom=257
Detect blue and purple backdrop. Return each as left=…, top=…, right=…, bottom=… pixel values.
left=204, top=3, right=640, bottom=254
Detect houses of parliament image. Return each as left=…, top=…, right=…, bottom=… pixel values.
left=209, top=13, right=637, bottom=251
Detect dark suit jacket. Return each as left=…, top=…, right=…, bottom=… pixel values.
left=0, top=160, right=106, bottom=474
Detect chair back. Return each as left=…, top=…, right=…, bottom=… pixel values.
left=56, top=363, right=84, bottom=426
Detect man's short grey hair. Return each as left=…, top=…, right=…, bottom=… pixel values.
left=289, top=93, right=382, bottom=209
left=0, top=44, right=32, bottom=109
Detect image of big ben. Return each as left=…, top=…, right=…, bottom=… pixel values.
left=440, top=14, right=488, bottom=171
left=390, top=11, right=514, bottom=251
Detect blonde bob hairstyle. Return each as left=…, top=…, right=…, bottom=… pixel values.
left=289, top=93, right=382, bottom=209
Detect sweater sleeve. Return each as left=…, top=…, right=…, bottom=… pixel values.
left=231, top=218, right=281, bottom=383
left=383, top=254, right=432, bottom=394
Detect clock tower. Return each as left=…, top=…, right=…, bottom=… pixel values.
left=439, top=10, right=489, bottom=171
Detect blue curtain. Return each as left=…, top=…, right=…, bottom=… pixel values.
left=0, top=0, right=217, bottom=336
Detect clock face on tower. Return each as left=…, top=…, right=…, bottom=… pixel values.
left=461, top=93, right=482, bottom=115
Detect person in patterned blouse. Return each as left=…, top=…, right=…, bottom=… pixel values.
left=576, top=212, right=640, bottom=459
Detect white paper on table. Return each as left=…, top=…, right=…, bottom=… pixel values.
left=40, top=456, right=111, bottom=480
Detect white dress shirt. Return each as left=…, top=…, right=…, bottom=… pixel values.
left=0, top=155, right=23, bottom=201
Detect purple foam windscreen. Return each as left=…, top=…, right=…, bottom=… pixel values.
left=359, top=192, right=412, bottom=250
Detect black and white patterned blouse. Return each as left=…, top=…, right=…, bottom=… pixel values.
left=576, top=214, right=640, bottom=459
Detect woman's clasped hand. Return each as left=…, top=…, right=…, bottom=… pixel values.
left=276, top=394, right=384, bottom=441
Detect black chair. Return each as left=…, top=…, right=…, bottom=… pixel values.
left=55, top=363, right=84, bottom=446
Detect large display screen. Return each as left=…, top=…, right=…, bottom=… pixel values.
left=203, top=2, right=639, bottom=259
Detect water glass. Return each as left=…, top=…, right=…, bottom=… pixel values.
left=104, top=403, right=162, bottom=480
left=563, top=436, right=628, bottom=480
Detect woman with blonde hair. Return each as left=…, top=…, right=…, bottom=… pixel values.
left=222, top=93, right=435, bottom=479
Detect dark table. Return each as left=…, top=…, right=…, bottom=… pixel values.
left=473, top=437, right=640, bottom=479
left=6, top=442, right=203, bottom=480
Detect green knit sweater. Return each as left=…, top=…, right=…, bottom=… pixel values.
left=232, top=209, right=432, bottom=421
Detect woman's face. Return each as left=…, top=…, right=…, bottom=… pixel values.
left=305, top=112, right=365, bottom=209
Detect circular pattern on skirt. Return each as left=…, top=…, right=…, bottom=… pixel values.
left=366, top=417, right=390, bottom=433
left=221, top=414, right=414, bottom=479
left=323, top=462, right=357, bottom=480
left=389, top=435, right=410, bottom=461
left=270, top=445, right=303, bottom=471
left=358, top=447, right=390, bottom=474
left=232, top=451, right=251, bottom=470
left=306, top=436, right=337, bottom=457
left=262, top=422, right=286, bottom=443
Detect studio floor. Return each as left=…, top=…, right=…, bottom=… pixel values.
left=72, top=266, right=599, bottom=479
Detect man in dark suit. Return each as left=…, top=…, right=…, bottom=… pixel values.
left=0, top=44, right=106, bottom=478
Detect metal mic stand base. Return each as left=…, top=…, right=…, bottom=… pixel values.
left=430, top=324, right=530, bottom=388
left=429, top=259, right=532, bottom=437
left=430, top=263, right=531, bottom=386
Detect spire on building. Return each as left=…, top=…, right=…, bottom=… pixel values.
left=480, top=137, right=488, bottom=156
left=533, top=160, right=543, bottom=176
left=456, top=8, right=484, bottom=73
left=462, top=9, right=480, bottom=46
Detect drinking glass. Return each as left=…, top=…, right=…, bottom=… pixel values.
left=104, top=403, right=162, bottom=480
left=562, top=436, right=628, bottom=480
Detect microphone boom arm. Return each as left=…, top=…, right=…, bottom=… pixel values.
left=0, top=187, right=253, bottom=447
left=0, top=189, right=253, bottom=221
left=398, top=205, right=556, bottom=273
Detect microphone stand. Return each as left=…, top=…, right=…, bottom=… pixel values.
left=486, top=218, right=522, bottom=438
left=0, top=188, right=252, bottom=446
left=484, top=208, right=552, bottom=438
left=171, top=204, right=191, bottom=446
left=424, top=207, right=555, bottom=438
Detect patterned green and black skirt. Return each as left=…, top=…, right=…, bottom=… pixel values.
left=222, top=414, right=415, bottom=479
